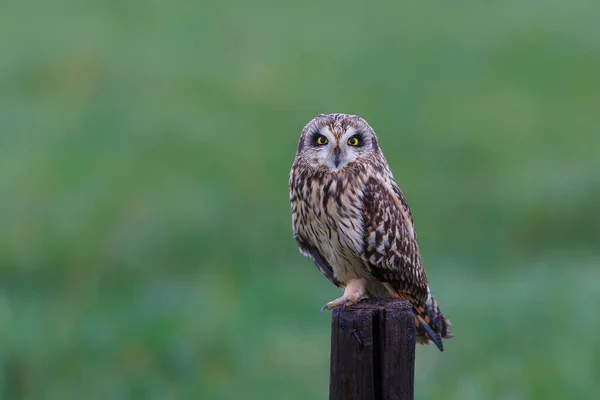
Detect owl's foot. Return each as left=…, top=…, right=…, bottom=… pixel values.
left=320, top=297, right=359, bottom=312
left=320, top=278, right=367, bottom=312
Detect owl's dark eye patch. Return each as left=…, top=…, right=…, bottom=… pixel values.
left=347, top=134, right=363, bottom=147
left=311, top=132, right=329, bottom=146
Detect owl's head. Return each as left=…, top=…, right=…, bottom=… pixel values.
left=296, top=114, right=380, bottom=172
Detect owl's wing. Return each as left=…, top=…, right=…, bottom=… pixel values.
left=361, top=176, right=429, bottom=307
left=362, top=175, right=451, bottom=351
left=294, top=234, right=343, bottom=288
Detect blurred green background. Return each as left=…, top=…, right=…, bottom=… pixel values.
left=1, top=0, right=599, bottom=399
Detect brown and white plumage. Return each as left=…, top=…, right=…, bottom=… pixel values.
left=289, top=113, right=452, bottom=351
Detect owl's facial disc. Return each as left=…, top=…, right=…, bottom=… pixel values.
left=308, top=127, right=370, bottom=172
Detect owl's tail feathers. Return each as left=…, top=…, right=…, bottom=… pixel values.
left=414, top=296, right=452, bottom=352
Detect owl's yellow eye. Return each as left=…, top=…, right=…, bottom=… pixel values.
left=347, top=137, right=360, bottom=146
left=316, top=136, right=328, bottom=145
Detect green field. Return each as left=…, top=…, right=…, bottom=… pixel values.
left=1, top=1, right=599, bottom=399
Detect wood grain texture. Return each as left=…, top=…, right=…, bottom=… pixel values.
left=329, top=298, right=415, bottom=400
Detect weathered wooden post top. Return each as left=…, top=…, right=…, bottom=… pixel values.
left=329, top=298, right=415, bottom=400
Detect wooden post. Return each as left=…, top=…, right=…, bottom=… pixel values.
left=329, top=298, right=415, bottom=400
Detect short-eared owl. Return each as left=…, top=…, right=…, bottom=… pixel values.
left=289, top=113, right=452, bottom=351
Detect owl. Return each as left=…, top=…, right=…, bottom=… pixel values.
left=289, top=113, right=452, bottom=351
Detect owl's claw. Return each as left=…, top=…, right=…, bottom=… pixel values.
left=320, top=296, right=361, bottom=312
left=319, top=278, right=367, bottom=313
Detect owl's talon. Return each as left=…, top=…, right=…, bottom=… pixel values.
left=320, top=279, right=367, bottom=312
left=320, top=299, right=342, bottom=312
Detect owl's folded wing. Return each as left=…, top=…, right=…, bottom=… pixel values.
left=360, top=176, right=429, bottom=306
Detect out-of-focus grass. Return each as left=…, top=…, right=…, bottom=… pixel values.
left=0, top=0, right=599, bottom=399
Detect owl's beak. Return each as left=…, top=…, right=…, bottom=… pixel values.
left=333, top=147, right=341, bottom=168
